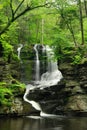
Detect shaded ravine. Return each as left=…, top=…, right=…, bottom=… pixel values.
left=19, top=44, right=63, bottom=116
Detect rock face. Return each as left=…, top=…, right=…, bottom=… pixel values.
left=0, top=57, right=32, bottom=116
left=20, top=44, right=47, bottom=83
left=27, top=79, right=66, bottom=115
left=59, top=62, right=87, bottom=114
left=0, top=58, right=11, bottom=82
left=1, top=44, right=87, bottom=117
left=0, top=44, right=47, bottom=117
left=0, top=57, right=20, bottom=83
left=0, top=97, right=38, bottom=117
left=26, top=62, right=87, bottom=116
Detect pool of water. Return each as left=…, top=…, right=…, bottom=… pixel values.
left=0, top=116, right=87, bottom=130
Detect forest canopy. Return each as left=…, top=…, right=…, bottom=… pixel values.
left=0, top=0, right=87, bottom=64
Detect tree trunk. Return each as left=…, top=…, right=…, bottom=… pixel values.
left=60, top=13, right=77, bottom=46
left=84, top=0, right=87, bottom=17
left=36, top=20, right=40, bottom=43
left=68, top=23, right=77, bottom=46
left=78, top=0, right=84, bottom=45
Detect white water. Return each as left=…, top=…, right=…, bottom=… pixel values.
left=17, top=44, right=23, bottom=59
left=34, top=44, right=40, bottom=81
left=38, top=45, right=63, bottom=89
left=23, top=84, right=59, bottom=117
left=23, top=44, right=63, bottom=117
left=23, top=84, right=41, bottom=111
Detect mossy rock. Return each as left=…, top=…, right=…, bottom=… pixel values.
left=65, top=95, right=87, bottom=111
left=21, top=44, right=35, bottom=60
left=0, top=81, right=25, bottom=107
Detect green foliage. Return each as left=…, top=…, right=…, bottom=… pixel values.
left=0, top=37, right=13, bottom=61
left=72, top=54, right=82, bottom=64
left=0, top=0, right=87, bottom=79
left=0, top=81, right=25, bottom=107
left=83, top=18, right=87, bottom=43
left=31, top=0, right=46, bottom=6
left=71, top=45, right=87, bottom=65
left=9, top=82, right=25, bottom=96
left=12, top=53, right=19, bottom=61
left=0, top=82, right=13, bottom=106
left=7, top=22, right=19, bottom=45
left=56, top=44, right=87, bottom=65
left=63, top=5, right=78, bottom=20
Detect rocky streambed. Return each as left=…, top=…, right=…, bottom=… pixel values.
left=26, top=61, right=87, bottom=116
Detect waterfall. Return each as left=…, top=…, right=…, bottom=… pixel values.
left=23, top=44, right=63, bottom=116
left=46, top=45, right=58, bottom=72
left=34, top=44, right=40, bottom=81
left=39, top=45, right=63, bottom=88
left=23, top=84, right=41, bottom=111
left=17, top=44, right=23, bottom=59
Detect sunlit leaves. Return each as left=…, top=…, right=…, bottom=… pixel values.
left=30, top=0, right=46, bottom=6
left=0, top=4, right=3, bottom=9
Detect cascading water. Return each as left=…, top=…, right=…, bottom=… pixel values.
left=46, top=45, right=58, bottom=72
left=23, top=84, right=41, bottom=111
left=38, top=45, right=63, bottom=88
left=17, top=44, right=23, bottom=59
left=34, top=44, right=40, bottom=81
left=23, top=44, right=63, bottom=116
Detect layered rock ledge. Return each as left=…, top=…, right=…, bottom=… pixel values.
left=26, top=61, right=87, bottom=117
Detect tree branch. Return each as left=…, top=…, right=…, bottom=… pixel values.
left=14, top=3, right=49, bottom=21
left=0, top=2, right=51, bottom=35
left=0, top=21, right=12, bottom=35
left=14, top=0, right=25, bottom=15
left=10, top=0, right=14, bottom=19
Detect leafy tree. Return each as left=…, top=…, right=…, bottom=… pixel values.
left=58, top=5, right=78, bottom=46
left=0, top=0, right=51, bottom=61
left=0, top=0, right=50, bottom=35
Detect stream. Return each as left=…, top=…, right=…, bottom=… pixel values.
left=0, top=116, right=87, bottom=130
left=3, top=44, right=84, bottom=130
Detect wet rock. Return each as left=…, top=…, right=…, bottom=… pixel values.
left=0, top=97, right=38, bottom=117
left=26, top=61, right=87, bottom=116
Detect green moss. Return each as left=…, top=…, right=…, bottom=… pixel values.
left=72, top=54, right=82, bottom=65
left=12, top=53, right=19, bottom=61
left=0, top=86, right=13, bottom=107
left=81, top=57, right=87, bottom=64
left=0, top=82, right=7, bottom=87
left=0, top=81, right=25, bottom=107
left=2, top=42, right=13, bottom=61
left=9, top=82, right=25, bottom=96
left=58, top=44, right=87, bottom=65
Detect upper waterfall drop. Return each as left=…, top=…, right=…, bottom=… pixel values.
left=46, top=45, right=58, bottom=72
left=17, top=44, right=23, bottom=59
left=34, top=44, right=40, bottom=82
left=33, top=44, right=63, bottom=86
left=38, top=45, right=63, bottom=88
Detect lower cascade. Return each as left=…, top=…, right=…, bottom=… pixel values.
left=19, top=44, right=63, bottom=116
